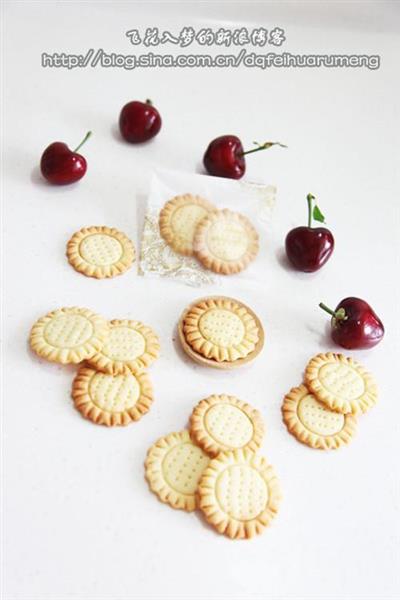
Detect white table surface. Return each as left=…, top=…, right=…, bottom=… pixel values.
left=3, top=2, right=400, bottom=599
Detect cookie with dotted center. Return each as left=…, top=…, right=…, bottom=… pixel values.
left=87, top=319, right=160, bottom=375
left=193, top=208, right=259, bottom=274
left=305, top=352, right=378, bottom=415
left=145, top=430, right=210, bottom=512
left=159, top=194, right=216, bottom=256
left=29, top=306, right=109, bottom=364
left=282, top=384, right=357, bottom=450
left=66, top=226, right=135, bottom=279
left=198, top=448, right=282, bottom=539
left=190, top=394, right=265, bottom=457
left=71, top=366, right=153, bottom=426
left=182, top=297, right=260, bottom=362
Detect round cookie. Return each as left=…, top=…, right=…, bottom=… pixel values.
left=72, top=366, right=153, bottom=426
left=29, top=306, right=109, bottom=364
left=189, top=394, right=264, bottom=457
left=87, top=319, right=160, bottom=375
left=159, top=194, right=216, bottom=256
left=145, top=430, right=210, bottom=512
left=193, top=208, right=259, bottom=274
left=198, top=448, right=281, bottom=539
left=182, top=297, right=260, bottom=362
left=282, top=384, right=357, bottom=450
left=66, top=225, right=135, bottom=279
left=305, top=352, right=378, bottom=415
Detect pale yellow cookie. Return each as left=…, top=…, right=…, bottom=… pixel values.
left=282, top=384, right=357, bottom=450
left=87, top=319, right=160, bottom=375
left=198, top=448, right=281, bottom=539
left=72, top=366, right=153, bottom=426
left=66, top=226, right=135, bottom=279
left=145, top=430, right=210, bottom=512
left=193, top=208, right=259, bottom=274
left=305, top=352, right=378, bottom=415
left=182, top=297, right=259, bottom=362
left=189, top=394, right=265, bottom=457
left=29, top=306, right=109, bottom=364
left=159, top=194, right=216, bottom=256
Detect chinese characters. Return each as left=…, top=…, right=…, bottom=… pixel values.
left=125, top=26, right=286, bottom=48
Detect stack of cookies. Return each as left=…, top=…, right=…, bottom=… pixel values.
left=145, top=394, right=282, bottom=540
left=29, top=306, right=160, bottom=426
left=159, top=194, right=259, bottom=274
left=178, top=296, right=264, bottom=369
left=282, top=352, right=378, bottom=450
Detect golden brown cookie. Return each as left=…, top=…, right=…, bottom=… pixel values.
left=87, top=319, right=160, bottom=375
left=145, top=430, right=210, bottom=512
left=182, top=297, right=259, bottom=362
left=189, top=394, right=264, bottom=457
left=29, top=306, right=109, bottom=364
left=159, top=194, right=216, bottom=256
left=305, top=352, right=378, bottom=415
left=198, top=448, right=282, bottom=539
left=72, top=366, right=153, bottom=426
left=66, top=226, right=135, bottom=279
left=282, top=384, right=357, bottom=450
left=193, top=208, right=259, bottom=274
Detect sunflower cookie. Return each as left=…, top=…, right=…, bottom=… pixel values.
left=305, top=352, right=378, bottom=415
left=193, top=208, right=259, bottom=274
left=66, top=226, right=135, bottom=279
left=282, top=384, right=357, bottom=450
left=29, top=306, right=109, bottom=364
left=190, top=394, right=264, bottom=457
left=182, top=297, right=260, bottom=362
left=159, top=194, right=216, bottom=256
left=198, top=448, right=281, bottom=539
left=87, top=319, right=160, bottom=375
left=72, top=366, right=153, bottom=426
left=145, top=430, right=210, bottom=512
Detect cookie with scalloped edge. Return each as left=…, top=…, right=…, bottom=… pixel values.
left=189, top=394, right=264, bottom=457
left=66, top=226, right=135, bottom=279
left=145, top=430, right=210, bottom=512
left=29, top=306, right=109, bottom=364
left=198, top=448, right=282, bottom=539
left=282, top=384, right=357, bottom=450
left=182, top=297, right=259, bottom=362
left=87, top=319, right=160, bottom=375
left=193, top=208, right=259, bottom=274
left=159, top=194, right=216, bottom=256
left=305, top=352, right=378, bottom=415
left=72, top=366, right=153, bottom=426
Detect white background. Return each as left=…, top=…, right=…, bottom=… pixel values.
left=2, top=2, right=400, bottom=599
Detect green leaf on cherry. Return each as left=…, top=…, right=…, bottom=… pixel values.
left=313, top=205, right=326, bottom=223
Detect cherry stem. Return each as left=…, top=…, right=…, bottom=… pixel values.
left=73, top=131, right=92, bottom=153
left=307, top=193, right=315, bottom=228
left=319, top=302, right=347, bottom=320
left=241, top=141, right=287, bottom=156
left=146, top=98, right=153, bottom=105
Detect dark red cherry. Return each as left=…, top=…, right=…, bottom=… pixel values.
left=40, top=131, right=91, bottom=185
left=119, top=99, right=161, bottom=143
left=203, top=136, right=286, bottom=179
left=203, top=135, right=244, bottom=179
left=285, top=193, right=334, bottom=272
left=319, top=297, right=384, bottom=350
